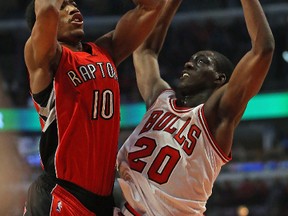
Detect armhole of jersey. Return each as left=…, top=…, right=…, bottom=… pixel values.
left=198, top=105, right=232, bottom=163
left=32, top=82, right=54, bottom=106
left=147, top=89, right=175, bottom=111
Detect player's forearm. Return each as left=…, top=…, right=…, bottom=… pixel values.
left=33, top=0, right=63, bottom=43
left=109, top=0, right=167, bottom=65
left=134, top=0, right=166, bottom=11
left=225, top=0, right=274, bottom=107
left=241, top=0, right=274, bottom=54
left=139, top=0, right=182, bottom=56
left=31, top=0, right=62, bottom=66
left=35, top=0, right=63, bottom=15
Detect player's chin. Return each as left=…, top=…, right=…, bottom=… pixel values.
left=176, top=78, right=189, bottom=90
left=176, top=80, right=197, bottom=96
left=73, top=27, right=84, bottom=34
left=72, top=30, right=85, bottom=40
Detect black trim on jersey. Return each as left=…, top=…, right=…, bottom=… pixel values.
left=82, top=42, right=93, bottom=55
left=39, top=120, right=58, bottom=174
left=32, top=82, right=53, bottom=106
left=39, top=114, right=47, bottom=122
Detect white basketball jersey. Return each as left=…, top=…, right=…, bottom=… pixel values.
left=117, top=90, right=231, bottom=216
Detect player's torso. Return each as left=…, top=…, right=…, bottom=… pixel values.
left=118, top=90, right=229, bottom=215
left=52, top=43, right=120, bottom=195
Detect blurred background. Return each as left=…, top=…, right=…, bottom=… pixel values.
left=0, top=0, right=288, bottom=215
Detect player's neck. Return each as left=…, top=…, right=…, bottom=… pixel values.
left=176, top=92, right=210, bottom=108
left=61, top=41, right=83, bottom=52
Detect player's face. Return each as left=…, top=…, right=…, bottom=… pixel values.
left=57, top=0, right=84, bottom=43
left=177, top=51, right=220, bottom=94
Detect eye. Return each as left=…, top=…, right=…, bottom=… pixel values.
left=197, top=58, right=209, bottom=66
left=72, top=1, right=78, bottom=7
left=60, top=1, right=77, bottom=10
left=60, top=2, right=68, bottom=10
left=197, top=59, right=205, bottom=66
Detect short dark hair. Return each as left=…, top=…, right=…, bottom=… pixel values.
left=212, top=51, right=234, bottom=83
left=25, top=0, right=36, bottom=31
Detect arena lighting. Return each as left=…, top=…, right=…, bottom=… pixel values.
left=282, top=51, right=288, bottom=63
left=0, top=92, right=287, bottom=132
left=242, top=92, right=288, bottom=120
left=121, top=92, right=288, bottom=126
left=237, top=205, right=249, bottom=216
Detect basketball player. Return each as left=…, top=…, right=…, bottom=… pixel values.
left=23, top=0, right=166, bottom=215
left=117, top=0, right=274, bottom=215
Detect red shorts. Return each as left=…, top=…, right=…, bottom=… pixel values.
left=50, top=185, right=95, bottom=216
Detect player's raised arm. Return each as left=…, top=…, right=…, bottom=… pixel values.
left=133, top=0, right=183, bottom=108
left=205, top=0, right=275, bottom=155
left=24, top=0, right=64, bottom=94
left=221, top=0, right=274, bottom=121
left=95, top=0, right=167, bottom=67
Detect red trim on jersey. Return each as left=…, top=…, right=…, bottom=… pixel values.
left=32, top=99, right=45, bottom=130
left=169, top=99, right=193, bottom=113
left=198, top=106, right=232, bottom=163
left=124, top=202, right=141, bottom=216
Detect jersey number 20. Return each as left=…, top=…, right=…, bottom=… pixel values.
left=128, top=137, right=180, bottom=184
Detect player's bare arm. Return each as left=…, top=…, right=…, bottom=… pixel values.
left=95, top=0, right=167, bottom=67
left=133, top=0, right=182, bottom=108
left=24, top=0, right=63, bottom=94
left=205, top=0, right=275, bottom=155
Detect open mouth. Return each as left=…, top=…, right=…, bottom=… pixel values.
left=71, top=13, right=83, bottom=25
left=181, top=71, right=190, bottom=79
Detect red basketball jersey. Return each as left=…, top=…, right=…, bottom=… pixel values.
left=33, top=42, right=120, bottom=196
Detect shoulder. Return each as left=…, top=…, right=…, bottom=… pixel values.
left=158, top=89, right=176, bottom=99
left=148, top=89, right=175, bottom=110
left=94, top=31, right=114, bottom=57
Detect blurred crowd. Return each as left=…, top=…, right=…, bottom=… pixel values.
left=205, top=178, right=288, bottom=216
left=0, top=0, right=287, bottom=18
left=117, top=15, right=288, bottom=103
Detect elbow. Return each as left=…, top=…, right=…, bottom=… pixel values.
left=263, top=36, right=275, bottom=55
left=253, top=36, right=275, bottom=58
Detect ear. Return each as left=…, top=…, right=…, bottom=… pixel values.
left=215, top=73, right=226, bottom=85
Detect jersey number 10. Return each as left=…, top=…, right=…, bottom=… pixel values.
left=92, top=90, right=114, bottom=120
